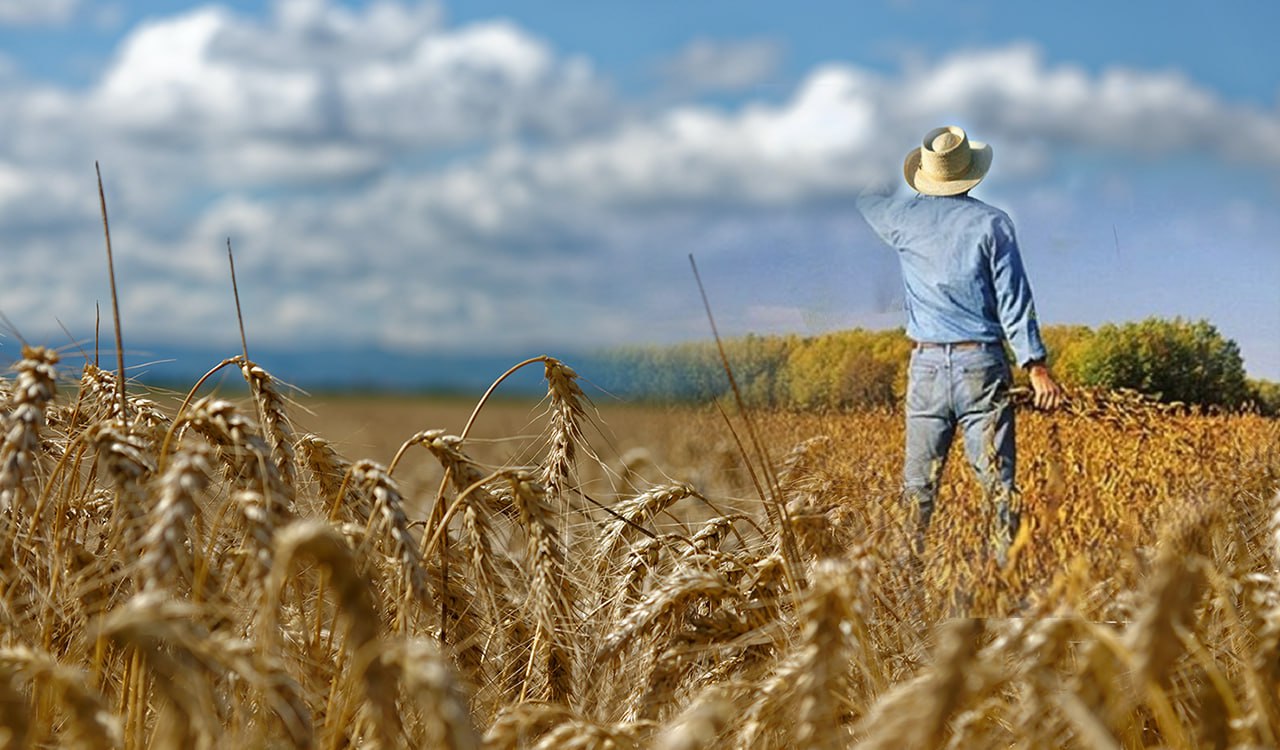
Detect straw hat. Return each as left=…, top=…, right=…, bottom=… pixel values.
left=903, top=125, right=992, bottom=196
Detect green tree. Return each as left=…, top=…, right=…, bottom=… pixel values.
left=725, top=333, right=796, bottom=409
left=602, top=319, right=1263, bottom=413
left=1039, top=324, right=1095, bottom=386
left=1076, top=317, right=1249, bottom=407
left=1247, top=378, right=1280, bottom=416
left=783, top=329, right=908, bottom=410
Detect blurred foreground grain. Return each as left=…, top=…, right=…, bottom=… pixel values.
left=1, top=347, right=1277, bottom=749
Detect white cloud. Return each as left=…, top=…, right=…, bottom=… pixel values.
left=0, top=0, right=79, bottom=26
left=339, top=20, right=609, bottom=146
left=0, top=160, right=95, bottom=228
left=897, top=44, right=1280, bottom=170
left=658, top=38, right=783, bottom=93
left=358, top=43, right=1280, bottom=225
left=93, top=7, right=325, bottom=136
left=69, top=1, right=610, bottom=191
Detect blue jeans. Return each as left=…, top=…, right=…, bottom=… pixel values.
left=904, top=342, right=1017, bottom=548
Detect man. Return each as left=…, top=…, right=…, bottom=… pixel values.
left=857, top=125, right=1062, bottom=561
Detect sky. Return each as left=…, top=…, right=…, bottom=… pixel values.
left=0, top=0, right=1278, bottom=380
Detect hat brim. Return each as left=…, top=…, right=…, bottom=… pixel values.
left=903, top=141, right=993, bottom=196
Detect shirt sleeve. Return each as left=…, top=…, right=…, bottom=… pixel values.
left=856, top=181, right=901, bottom=247
left=988, top=214, right=1048, bottom=368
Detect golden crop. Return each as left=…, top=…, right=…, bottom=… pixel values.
left=0, top=345, right=1277, bottom=749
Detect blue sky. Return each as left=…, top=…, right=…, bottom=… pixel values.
left=1, top=0, right=1278, bottom=379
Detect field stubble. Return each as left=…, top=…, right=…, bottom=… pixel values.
left=0, top=346, right=1278, bottom=749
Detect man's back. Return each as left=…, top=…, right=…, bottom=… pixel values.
left=857, top=190, right=1044, bottom=368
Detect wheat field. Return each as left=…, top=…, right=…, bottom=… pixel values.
left=0, top=345, right=1278, bottom=749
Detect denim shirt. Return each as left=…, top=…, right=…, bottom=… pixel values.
left=857, top=188, right=1047, bottom=368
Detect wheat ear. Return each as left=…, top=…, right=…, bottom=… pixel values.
left=531, top=719, right=644, bottom=750
left=75, top=364, right=171, bottom=438
left=386, top=638, right=482, bottom=750
left=539, top=358, right=588, bottom=508
left=297, top=434, right=362, bottom=522
left=265, top=521, right=400, bottom=746
left=852, top=618, right=987, bottom=749
left=233, top=489, right=275, bottom=580
left=0, top=665, right=27, bottom=749
left=654, top=686, right=734, bottom=750
left=599, top=483, right=698, bottom=564
left=100, top=594, right=222, bottom=750
left=0, top=645, right=121, bottom=750
left=138, top=443, right=212, bottom=592
left=507, top=471, right=576, bottom=703
left=459, top=498, right=507, bottom=664
left=482, top=702, right=577, bottom=750
left=1124, top=545, right=1204, bottom=749
left=102, top=594, right=316, bottom=749
left=350, top=459, right=433, bottom=609
left=90, top=420, right=156, bottom=557
left=0, top=346, right=58, bottom=527
left=181, top=397, right=292, bottom=523
left=737, top=560, right=865, bottom=749
left=240, top=361, right=298, bottom=496
left=418, top=430, right=508, bottom=515
left=598, top=566, right=736, bottom=662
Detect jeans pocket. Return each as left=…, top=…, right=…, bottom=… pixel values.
left=906, top=363, right=942, bottom=413
left=962, top=360, right=1008, bottom=383
left=961, top=361, right=1010, bottom=411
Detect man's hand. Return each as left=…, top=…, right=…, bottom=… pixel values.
left=1027, top=362, right=1063, bottom=410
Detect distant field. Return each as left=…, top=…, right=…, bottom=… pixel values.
left=290, top=393, right=757, bottom=509
left=289, top=388, right=1280, bottom=618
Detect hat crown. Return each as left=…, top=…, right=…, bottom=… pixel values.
left=903, top=124, right=991, bottom=196
left=920, top=126, right=972, bottom=180
left=932, top=132, right=962, bottom=151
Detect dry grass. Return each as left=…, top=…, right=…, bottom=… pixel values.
left=0, top=344, right=1277, bottom=748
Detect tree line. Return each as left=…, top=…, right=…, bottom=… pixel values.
left=602, top=317, right=1280, bottom=414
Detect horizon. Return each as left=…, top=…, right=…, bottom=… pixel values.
left=3, top=317, right=1271, bottom=400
